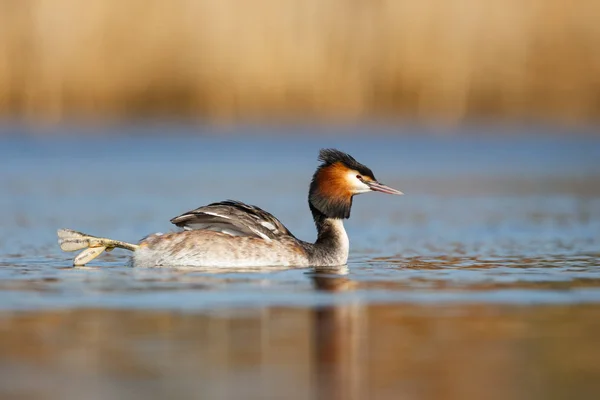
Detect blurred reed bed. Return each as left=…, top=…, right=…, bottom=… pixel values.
left=0, top=0, right=599, bottom=122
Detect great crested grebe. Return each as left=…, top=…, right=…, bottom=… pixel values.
left=58, top=149, right=402, bottom=267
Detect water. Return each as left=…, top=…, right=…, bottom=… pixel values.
left=1, top=125, right=600, bottom=399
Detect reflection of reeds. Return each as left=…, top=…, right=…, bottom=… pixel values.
left=0, top=0, right=599, bottom=122
left=2, top=306, right=600, bottom=398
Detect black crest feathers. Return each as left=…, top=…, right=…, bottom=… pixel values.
left=318, top=148, right=375, bottom=180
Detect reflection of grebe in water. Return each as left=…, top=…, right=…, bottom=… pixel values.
left=311, top=266, right=356, bottom=292
left=310, top=265, right=364, bottom=400
left=58, top=149, right=402, bottom=267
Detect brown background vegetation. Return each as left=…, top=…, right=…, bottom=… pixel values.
left=0, top=0, right=599, bottom=122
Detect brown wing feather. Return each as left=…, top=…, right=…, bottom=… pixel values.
left=170, top=200, right=294, bottom=240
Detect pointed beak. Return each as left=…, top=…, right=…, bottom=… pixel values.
left=367, top=181, right=404, bottom=195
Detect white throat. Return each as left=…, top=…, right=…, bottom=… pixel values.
left=321, top=218, right=349, bottom=265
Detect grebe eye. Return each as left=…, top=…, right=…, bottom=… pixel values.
left=356, top=175, right=363, bottom=180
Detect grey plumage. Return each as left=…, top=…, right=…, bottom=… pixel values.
left=170, top=200, right=294, bottom=241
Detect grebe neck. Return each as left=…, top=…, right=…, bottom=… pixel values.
left=306, top=203, right=349, bottom=266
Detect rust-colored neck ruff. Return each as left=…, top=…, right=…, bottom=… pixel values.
left=309, top=162, right=353, bottom=220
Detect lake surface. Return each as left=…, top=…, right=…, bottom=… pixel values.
left=1, top=124, right=599, bottom=399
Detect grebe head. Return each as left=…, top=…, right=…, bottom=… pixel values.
left=309, top=148, right=403, bottom=219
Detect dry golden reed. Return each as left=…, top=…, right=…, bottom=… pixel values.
left=0, top=0, right=599, bottom=122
